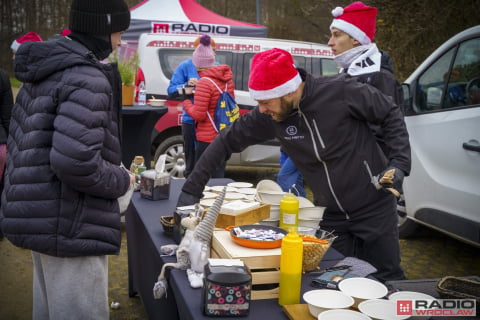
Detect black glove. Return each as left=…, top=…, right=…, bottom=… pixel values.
left=176, top=191, right=200, bottom=208
left=377, top=167, right=405, bottom=197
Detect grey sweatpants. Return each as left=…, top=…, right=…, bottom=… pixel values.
left=31, top=251, right=108, bottom=320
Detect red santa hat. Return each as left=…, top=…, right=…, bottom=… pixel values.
left=330, top=1, right=377, bottom=45
left=248, top=48, right=301, bottom=100
left=11, top=32, right=43, bottom=52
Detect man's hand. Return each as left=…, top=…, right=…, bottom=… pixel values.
left=176, top=191, right=200, bottom=208
left=377, top=167, right=405, bottom=197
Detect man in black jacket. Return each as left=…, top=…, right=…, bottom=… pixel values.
left=328, top=1, right=404, bottom=157
left=1, top=1, right=134, bottom=318
left=178, top=48, right=411, bottom=282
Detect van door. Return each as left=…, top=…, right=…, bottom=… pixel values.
left=403, top=36, right=480, bottom=244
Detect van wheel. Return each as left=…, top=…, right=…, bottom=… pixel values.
left=397, top=204, right=418, bottom=238
left=154, top=135, right=185, bottom=178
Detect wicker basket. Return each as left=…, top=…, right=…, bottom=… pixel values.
left=160, top=215, right=175, bottom=236
left=436, top=276, right=480, bottom=302
left=300, top=230, right=336, bottom=272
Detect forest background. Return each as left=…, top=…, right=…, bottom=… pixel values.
left=1, top=0, right=479, bottom=81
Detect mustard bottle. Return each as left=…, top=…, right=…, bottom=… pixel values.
left=278, top=229, right=303, bottom=306
left=279, top=192, right=299, bottom=232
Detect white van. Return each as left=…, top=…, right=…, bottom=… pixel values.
left=135, top=33, right=337, bottom=177
left=399, top=25, right=480, bottom=247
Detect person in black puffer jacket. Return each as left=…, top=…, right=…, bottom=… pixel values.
left=1, top=1, right=134, bottom=318
left=0, top=67, right=13, bottom=241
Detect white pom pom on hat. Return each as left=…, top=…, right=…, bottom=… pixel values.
left=329, top=1, right=378, bottom=45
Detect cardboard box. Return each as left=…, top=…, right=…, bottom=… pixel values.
left=210, top=230, right=280, bottom=300
left=215, top=203, right=271, bottom=229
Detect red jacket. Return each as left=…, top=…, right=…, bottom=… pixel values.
left=183, top=64, right=235, bottom=143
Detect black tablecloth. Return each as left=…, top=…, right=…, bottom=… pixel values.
left=125, top=178, right=344, bottom=320
left=121, top=105, right=167, bottom=169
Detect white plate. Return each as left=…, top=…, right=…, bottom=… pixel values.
left=200, top=199, right=216, bottom=207
left=210, top=185, right=238, bottom=193
left=236, top=187, right=257, bottom=195
left=224, top=192, right=245, bottom=200
left=201, top=192, right=218, bottom=199
left=227, top=182, right=253, bottom=188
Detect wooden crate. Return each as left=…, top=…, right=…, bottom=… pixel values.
left=210, top=230, right=280, bottom=300
left=215, top=203, right=271, bottom=228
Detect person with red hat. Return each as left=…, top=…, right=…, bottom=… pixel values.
left=328, top=1, right=404, bottom=156
left=176, top=47, right=411, bottom=282
left=2, top=0, right=134, bottom=318
left=10, top=32, right=43, bottom=57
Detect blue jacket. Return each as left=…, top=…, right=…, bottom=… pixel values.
left=167, top=59, right=198, bottom=124
left=1, top=37, right=131, bottom=257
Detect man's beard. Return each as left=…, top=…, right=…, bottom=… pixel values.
left=269, top=97, right=296, bottom=122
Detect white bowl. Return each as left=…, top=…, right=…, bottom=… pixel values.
left=388, top=291, right=436, bottom=302
left=303, top=289, right=354, bottom=317
left=299, top=206, right=325, bottom=219
left=256, top=179, right=283, bottom=192
left=256, top=190, right=285, bottom=205
left=358, top=299, right=411, bottom=320
left=338, top=278, right=388, bottom=309
left=268, top=205, right=280, bottom=220
left=298, top=196, right=315, bottom=208
left=298, top=226, right=317, bottom=236
left=149, top=99, right=166, bottom=107
left=298, top=218, right=321, bottom=229
left=388, top=291, right=437, bottom=320
left=318, top=309, right=372, bottom=320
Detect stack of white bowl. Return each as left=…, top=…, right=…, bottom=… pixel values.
left=254, top=180, right=325, bottom=229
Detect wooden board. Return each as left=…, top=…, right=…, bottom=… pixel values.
left=215, top=204, right=271, bottom=228
left=211, top=230, right=281, bottom=269
left=283, top=304, right=315, bottom=320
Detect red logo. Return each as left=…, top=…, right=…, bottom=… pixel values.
left=152, top=23, right=169, bottom=33
left=397, top=300, right=413, bottom=315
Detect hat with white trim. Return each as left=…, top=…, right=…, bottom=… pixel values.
left=248, top=48, right=301, bottom=100
left=330, top=1, right=377, bottom=45
left=11, top=32, right=43, bottom=52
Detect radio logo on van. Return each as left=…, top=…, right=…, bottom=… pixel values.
left=151, top=22, right=231, bottom=36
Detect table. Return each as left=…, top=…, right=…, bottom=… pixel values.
left=125, top=178, right=344, bottom=320
left=121, top=105, right=167, bottom=169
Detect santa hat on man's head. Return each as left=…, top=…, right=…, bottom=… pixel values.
left=248, top=48, right=302, bottom=101
left=11, top=32, right=43, bottom=52
left=330, top=1, right=377, bottom=45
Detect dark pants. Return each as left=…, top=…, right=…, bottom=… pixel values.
left=195, top=141, right=226, bottom=178
left=182, top=122, right=196, bottom=178
left=320, top=196, right=405, bottom=282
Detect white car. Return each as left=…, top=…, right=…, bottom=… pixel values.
left=399, top=25, right=480, bottom=247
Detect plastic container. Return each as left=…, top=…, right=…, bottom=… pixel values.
left=279, top=192, right=299, bottom=232
left=138, top=81, right=146, bottom=105
left=278, top=229, right=303, bottom=306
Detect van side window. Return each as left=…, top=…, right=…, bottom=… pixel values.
left=159, top=49, right=233, bottom=80
left=415, top=48, right=454, bottom=112
left=454, top=38, right=480, bottom=106
left=415, top=38, right=480, bottom=112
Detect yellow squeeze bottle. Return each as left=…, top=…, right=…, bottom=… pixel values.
left=279, top=192, right=299, bottom=232
left=278, top=229, right=303, bottom=306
